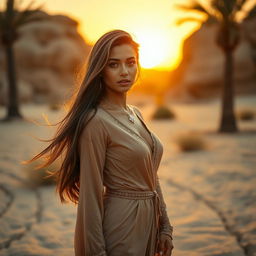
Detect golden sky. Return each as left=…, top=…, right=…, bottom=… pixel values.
left=1, top=0, right=201, bottom=70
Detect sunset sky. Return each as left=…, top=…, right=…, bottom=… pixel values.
left=0, top=0, right=202, bottom=70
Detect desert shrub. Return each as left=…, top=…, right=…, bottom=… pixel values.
left=151, top=105, right=175, bottom=120
left=236, top=109, right=255, bottom=121
left=48, top=102, right=61, bottom=111
left=173, top=131, right=206, bottom=152
left=24, top=158, right=60, bottom=188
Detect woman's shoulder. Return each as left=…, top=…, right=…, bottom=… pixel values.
left=79, top=108, right=109, bottom=148
left=82, top=108, right=108, bottom=135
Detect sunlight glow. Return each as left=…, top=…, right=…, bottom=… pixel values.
left=134, top=29, right=169, bottom=68
left=133, top=28, right=182, bottom=70
left=0, top=0, right=202, bottom=71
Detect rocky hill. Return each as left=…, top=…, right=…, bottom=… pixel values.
left=169, top=18, right=256, bottom=100
left=0, top=11, right=91, bottom=105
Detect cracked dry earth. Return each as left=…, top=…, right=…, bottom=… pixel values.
left=0, top=95, right=256, bottom=256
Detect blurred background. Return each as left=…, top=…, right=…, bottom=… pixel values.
left=0, top=0, right=255, bottom=107
left=0, top=0, right=256, bottom=255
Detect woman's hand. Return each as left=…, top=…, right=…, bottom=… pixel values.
left=156, top=233, right=174, bottom=256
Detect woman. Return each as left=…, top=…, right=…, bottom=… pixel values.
left=27, top=29, right=174, bottom=256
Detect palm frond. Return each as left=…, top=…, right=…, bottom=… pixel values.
left=212, top=0, right=237, bottom=19
left=235, top=0, right=247, bottom=11
left=175, top=1, right=211, bottom=16
left=3, top=0, right=45, bottom=28
left=175, top=17, right=205, bottom=25
left=13, top=6, right=44, bottom=27
left=243, top=5, right=256, bottom=21
left=212, top=0, right=227, bottom=18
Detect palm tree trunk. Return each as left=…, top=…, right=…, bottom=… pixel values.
left=218, top=49, right=238, bottom=132
left=4, top=44, right=22, bottom=120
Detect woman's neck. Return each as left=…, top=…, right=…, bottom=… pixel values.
left=101, top=91, right=128, bottom=110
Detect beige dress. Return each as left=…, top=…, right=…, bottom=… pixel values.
left=74, top=101, right=173, bottom=256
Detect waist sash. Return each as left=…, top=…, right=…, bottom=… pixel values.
left=104, top=188, right=162, bottom=250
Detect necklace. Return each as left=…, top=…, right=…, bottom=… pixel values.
left=100, top=100, right=135, bottom=124
left=126, top=105, right=135, bottom=124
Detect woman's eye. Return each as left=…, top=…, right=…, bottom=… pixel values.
left=109, top=63, right=118, bottom=68
left=128, top=61, right=136, bottom=66
left=108, top=61, right=136, bottom=68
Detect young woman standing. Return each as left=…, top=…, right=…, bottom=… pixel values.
left=28, top=29, right=174, bottom=256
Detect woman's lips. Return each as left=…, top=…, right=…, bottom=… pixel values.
left=118, top=80, right=131, bottom=85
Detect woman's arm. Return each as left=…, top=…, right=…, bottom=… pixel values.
left=156, top=175, right=174, bottom=240
left=75, top=113, right=108, bottom=256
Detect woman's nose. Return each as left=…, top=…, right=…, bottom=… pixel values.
left=120, top=64, right=128, bottom=76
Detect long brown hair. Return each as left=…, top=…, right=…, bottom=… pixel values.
left=24, top=29, right=140, bottom=204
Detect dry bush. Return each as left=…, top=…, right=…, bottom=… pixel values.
left=48, top=102, right=61, bottom=111
left=236, top=108, right=255, bottom=121
left=23, top=158, right=60, bottom=188
left=173, top=131, right=207, bottom=152
left=151, top=105, right=175, bottom=120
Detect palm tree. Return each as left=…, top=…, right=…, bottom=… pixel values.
left=0, top=0, right=43, bottom=121
left=175, top=0, right=256, bottom=133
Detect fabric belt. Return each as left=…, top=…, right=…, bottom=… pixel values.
left=104, top=188, right=162, bottom=249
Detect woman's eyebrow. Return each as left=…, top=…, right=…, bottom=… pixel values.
left=108, top=57, right=135, bottom=61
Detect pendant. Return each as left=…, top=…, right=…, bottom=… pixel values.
left=128, top=114, right=135, bottom=123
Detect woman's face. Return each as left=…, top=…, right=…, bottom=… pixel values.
left=102, top=44, right=138, bottom=94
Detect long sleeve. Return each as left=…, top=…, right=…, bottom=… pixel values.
left=74, top=112, right=108, bottom=256
left=156, top=175, right=174, bottom=239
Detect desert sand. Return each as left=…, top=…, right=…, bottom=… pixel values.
left=0, top=94, right=255, bottom=256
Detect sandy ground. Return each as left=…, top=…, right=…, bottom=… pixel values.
left=0, top=94, right=255, bottom=256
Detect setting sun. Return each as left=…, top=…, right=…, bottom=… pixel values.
left=134, top=29, right=170, bottom=69
left=133, top=28, right=183, bottom=71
